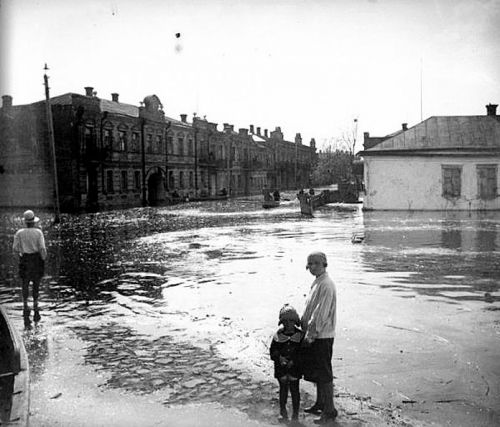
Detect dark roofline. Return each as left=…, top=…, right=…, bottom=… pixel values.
left=359, top=147, right=500, bottom=157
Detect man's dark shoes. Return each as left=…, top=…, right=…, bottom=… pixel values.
left=304, top=404, right=323, bottom=414
left=313, top=409, right=338, bottom=425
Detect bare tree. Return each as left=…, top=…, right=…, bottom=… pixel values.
left=334, top=118, right=358, bottom=156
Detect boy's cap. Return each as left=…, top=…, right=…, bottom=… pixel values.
left=23, top=210, right=39, bottom=223
left=279, top=304, right=300, bottom=323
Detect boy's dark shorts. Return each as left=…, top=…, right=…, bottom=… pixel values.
left=19, top=253, right=45, bottom=282
left=301, top=338, right=334, bottom=383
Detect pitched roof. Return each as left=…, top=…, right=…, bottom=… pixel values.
left=362, top=115, right=500, bottom=154
left=100, top=99, right=139, bottom=117
left=48, top=92, right=186, bottom=126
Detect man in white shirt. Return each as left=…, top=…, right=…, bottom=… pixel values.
left=301, top=251, right=338, bottom=424
left=12, top=210, right=47, bottom=317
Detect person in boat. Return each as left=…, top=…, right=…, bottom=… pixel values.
left=300, top=251, right=338, bottom=424
left=220, top=187, right=228, bottom=196
left=309, top=188, right=315, bottom=196
left=12, top=210, right=47, bottom=319
left=262, top=187, right=273, bottom=201
left=273, top=189, right=281, bottom=201
left=270, top=304, right=304, bottom=422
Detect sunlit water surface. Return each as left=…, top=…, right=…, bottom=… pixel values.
left=1, top=198, right=499, bottom=426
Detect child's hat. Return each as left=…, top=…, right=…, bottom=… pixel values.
left=279, top=304, right=300, bottom=324
left=23, top=210, right=39, bottom=223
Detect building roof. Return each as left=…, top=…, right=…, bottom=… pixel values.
left=251, top=134, right=267, bottom=143
left=48, top=92, right=187, bottom=126
left=361, top=115, right=500, bottom=155
left=100, top=98, right=139, bottom=117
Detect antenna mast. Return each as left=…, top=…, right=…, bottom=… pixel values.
left=420, top=58, right=423, bottom=121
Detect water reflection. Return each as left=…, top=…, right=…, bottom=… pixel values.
left=360, top=210, right=500, bottom=302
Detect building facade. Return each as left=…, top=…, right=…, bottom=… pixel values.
left=360, top=104, right=500, bottom=210
left=0, top=88, right=317, bottom=212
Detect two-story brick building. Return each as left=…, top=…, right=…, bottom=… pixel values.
left=0, top=87, right=317, bottom=212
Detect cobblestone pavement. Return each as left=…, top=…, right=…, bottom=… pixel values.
left=76, top=323, right=416, bottom=426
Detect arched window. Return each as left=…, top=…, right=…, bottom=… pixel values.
left=103, top=126, right=113, bottom=150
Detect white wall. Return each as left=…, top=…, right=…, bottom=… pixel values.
left=363, top=156, right=500, bottom=210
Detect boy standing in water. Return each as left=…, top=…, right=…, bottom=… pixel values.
left=12, top=210, right=47, bottom=319
left=270, top=304, right=304, bottom=422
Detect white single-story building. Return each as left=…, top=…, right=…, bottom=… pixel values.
left=360, top=104, right=500, bottom=210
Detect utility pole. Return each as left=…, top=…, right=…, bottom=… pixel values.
left=43, top=64, right=60, bottom=223
left=294, top=137, right=298, bottom=189
left=353, top=118, right=358, bottom=156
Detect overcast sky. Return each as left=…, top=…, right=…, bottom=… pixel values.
left=1, top=0, right=499, bottom=152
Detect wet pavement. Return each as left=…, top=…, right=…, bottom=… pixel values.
left=0, top=194, right=499, bottom=426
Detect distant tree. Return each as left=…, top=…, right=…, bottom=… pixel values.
left=311, top=146, right=353, bottom=186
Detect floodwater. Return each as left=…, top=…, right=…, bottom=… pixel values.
left=0, top=196, right=499, bottom=427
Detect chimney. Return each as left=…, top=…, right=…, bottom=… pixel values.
left=223, top=123, right=234, bottom=133
left=111, top=93, right=119, bottom=102
left=84, top=87, right=94, bottom=97
left=264, top=129, right=268, bottom=138
left=180, top=114, right=187, bottom=123
left=295, top=133, right=302, bottom=144
left=402, top=123, right=408, bottom=131
left=249, top=124, right=254, bottom=134
left=486, top=103, right=498, bottom=116
left=239, top=128, right=248, bottom=136
left=2, top=95, right=12, bottom=109
left=256, top=127, right=261, bottom=135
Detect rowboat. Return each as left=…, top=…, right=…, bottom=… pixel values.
left=0, top=306, right=29, bottom=426
left=262, top=199, right=280, bottom=209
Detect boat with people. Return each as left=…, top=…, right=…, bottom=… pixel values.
left=262, top=188, right=281, bottom=209
left=297, top=181, right=360, bottom=215
left=0, top=306, right=30, bottom=427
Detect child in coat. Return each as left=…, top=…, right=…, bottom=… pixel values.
left=270, top=304, right=304, bottom=422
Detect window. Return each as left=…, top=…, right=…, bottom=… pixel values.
left=103, top=129, right=113, bottom=150
left=83, top=126, right=93, bottom=155
left=131, top=132, right=140, bottom=152
left=168, top=171, right=175, bottom=189
left=106, top=170, right=114, bottom=193
left=188, top=139, right=194, bottom=156
left=118, top=131, right=127, bottom=151
left=442, top=165, right=461, bottom=198
left=134, top=171, right=141, bottom=191
left=179, top=171, right=184, bottom=188
left=121, top=171, right=128, bottom=192
left=146, top=134, right=153, bottom=153
left=477, top=165, right=497, bottom=200
left=178, top=137, right=184, bottom=156
left=156, top=135, right=162, bottom=154
left=82, top=173, right=88, bottom=194
left=167, top=136, right=173, bottom=154
left=189, top=171, right=194, bottom=188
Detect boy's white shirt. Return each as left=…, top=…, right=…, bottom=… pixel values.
left=13, top=227, right=47, bottom=260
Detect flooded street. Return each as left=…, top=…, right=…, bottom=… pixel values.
left=1, top=196, right=499, bottom=426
